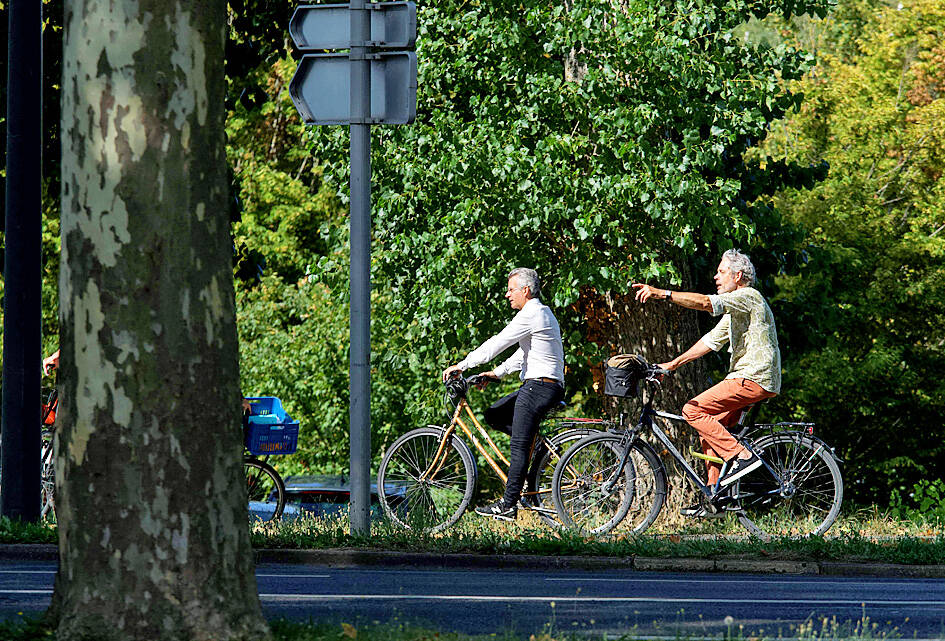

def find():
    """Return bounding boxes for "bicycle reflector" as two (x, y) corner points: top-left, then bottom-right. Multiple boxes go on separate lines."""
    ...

(806, 425), (815, 435)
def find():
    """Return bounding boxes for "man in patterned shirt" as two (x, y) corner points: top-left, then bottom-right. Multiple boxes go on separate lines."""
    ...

(632, 250), (781, 516)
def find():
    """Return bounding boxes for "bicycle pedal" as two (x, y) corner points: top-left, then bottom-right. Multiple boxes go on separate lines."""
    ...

(519, 500), (555, 516)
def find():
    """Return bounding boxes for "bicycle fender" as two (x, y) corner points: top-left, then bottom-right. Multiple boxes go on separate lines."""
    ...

(754, 431), (844, 465)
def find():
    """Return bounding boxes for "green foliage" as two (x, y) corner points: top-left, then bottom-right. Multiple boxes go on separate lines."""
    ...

(0, 516), (57, 544)
(301, 0), (831, 396)
(758, 0), (945, 502)
(226, 58), (441, 472)
(0, 618), (55, 641)
(890, 479), (945, 525)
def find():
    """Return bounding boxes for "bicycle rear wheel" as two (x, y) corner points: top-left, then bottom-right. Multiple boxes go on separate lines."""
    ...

(553, 433), (661, 536)
(735, 433), (843, 538)
(377, 427), (476, 533)
(524, 426), (602, 528)
(244, 457), (286, 523)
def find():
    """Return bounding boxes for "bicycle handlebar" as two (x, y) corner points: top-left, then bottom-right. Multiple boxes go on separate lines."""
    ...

(647, 366), (671, 380)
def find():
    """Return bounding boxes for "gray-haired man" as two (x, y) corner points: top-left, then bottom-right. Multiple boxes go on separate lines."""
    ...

(633, 250), (781, 516)
(442, 268), (565, 521)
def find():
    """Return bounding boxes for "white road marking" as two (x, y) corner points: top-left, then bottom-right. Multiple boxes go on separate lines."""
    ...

(0, 570), (56, 574)
(256, 574), (331, 579)
(256, 593), (945, 606)
(544, 576), (942, 587)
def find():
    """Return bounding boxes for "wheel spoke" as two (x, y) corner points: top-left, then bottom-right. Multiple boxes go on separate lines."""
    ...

(378, 430), (473, 532)
(736, 435), (842, 538)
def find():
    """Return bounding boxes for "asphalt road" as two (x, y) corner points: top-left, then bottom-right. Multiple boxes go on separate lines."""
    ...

(2, 561), (944, 638)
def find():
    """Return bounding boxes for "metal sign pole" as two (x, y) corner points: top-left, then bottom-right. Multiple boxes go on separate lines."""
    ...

(288, 1), (415, 535)
(348, 0), (372, 536)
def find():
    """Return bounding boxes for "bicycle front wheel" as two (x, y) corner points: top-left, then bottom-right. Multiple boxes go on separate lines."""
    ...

(735, 433), (843, 538)
(244, 457), (286, 523)
(377, 427), (476, 533)
(552, 433), (651, 536)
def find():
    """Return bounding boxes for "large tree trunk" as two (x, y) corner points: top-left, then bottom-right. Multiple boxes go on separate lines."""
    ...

(50, 1), (269, 639)
(577, 262), (711, 522)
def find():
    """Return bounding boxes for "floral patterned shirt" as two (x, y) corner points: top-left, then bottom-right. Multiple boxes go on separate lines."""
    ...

(701, 287), (781, 393)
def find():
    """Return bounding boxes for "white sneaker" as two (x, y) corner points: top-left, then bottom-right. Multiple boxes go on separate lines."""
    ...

(719, 454), (762, 486)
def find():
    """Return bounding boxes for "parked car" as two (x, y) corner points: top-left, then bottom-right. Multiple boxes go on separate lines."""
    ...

(280, 474), (407, 520)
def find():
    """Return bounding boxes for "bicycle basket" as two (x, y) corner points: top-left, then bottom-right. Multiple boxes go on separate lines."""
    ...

(244, 396), (300, 456)
(604, 354), (648, 397)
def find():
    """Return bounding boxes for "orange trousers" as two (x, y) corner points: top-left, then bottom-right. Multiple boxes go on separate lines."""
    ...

(681, 378), (777, 486)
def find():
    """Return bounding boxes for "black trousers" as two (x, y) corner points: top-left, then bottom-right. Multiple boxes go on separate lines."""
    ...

(484, 379), (565, 506)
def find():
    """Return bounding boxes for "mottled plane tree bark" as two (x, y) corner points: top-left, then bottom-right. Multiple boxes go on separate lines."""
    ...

(49, 1), (269, 639)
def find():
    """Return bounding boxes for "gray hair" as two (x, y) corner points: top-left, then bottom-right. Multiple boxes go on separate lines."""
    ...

(508, 267), (541, 298)
(722, 249), (756, 286)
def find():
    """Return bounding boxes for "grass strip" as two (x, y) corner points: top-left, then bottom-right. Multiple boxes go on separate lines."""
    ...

(247, 514), (945, 565)
(5, 512), (944, 566)
(0, 617), (908, 641)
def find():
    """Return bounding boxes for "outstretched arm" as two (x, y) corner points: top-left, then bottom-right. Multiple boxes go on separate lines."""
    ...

(631, 283), (712, 313)
(659, 339), (713, 371)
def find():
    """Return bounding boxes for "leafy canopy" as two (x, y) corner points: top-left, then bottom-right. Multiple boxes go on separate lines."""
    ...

(307, 0), (831, 378)
(760, 0), (945, 502)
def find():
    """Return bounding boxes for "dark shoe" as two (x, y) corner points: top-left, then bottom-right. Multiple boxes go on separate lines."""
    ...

(474, 499), (517, 521)
(680, 503), (724, 519)
(719, 453), (762, 487)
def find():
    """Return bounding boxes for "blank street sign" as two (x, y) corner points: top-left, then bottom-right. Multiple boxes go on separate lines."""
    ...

(290, 2), (417, 50)
(289, 52), (418, 125)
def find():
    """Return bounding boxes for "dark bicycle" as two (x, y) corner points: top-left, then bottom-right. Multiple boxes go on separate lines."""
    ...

(551, 356), (843, 539)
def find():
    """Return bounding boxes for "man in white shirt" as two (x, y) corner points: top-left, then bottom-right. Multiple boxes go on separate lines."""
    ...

(442, 268), (565, 521)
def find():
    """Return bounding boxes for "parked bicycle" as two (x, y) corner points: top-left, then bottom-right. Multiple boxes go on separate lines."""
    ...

(243, 396), (299, 523)
(39, 387), (58, 519)
(551, 357), (843, 539)
(1, 388), (294, 524)
(376, 374), (603, 532)
(0, 386), (58, 520)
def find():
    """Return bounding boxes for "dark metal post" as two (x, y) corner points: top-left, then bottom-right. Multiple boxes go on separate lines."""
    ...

(1, 0), (43, 521)
(348, 0), (372, 535)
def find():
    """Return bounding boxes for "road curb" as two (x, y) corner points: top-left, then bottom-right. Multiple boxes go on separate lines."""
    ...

(819, 561), (945, 578)
(0, 544), (58, 561)
(252, 548), (939, 577)
(3, 545), (945, 578)
(254, 548), (636, 570)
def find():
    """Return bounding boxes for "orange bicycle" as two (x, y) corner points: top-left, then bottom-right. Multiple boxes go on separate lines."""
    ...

(377, 374), (603, 532)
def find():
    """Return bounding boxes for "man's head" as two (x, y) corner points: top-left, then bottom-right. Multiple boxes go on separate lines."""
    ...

(715, 249), (756, 294)
(506, 267), (541, 310)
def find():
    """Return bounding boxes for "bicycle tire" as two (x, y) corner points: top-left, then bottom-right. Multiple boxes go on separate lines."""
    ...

(244, 457), (286, 523)
(40, 433), (55, 520)
(553, 432), (663, 536)
(612, 438), (665, 534)
(377, 427), (477, 533)
(524, 426), (602, 528)
(735, 433), (843, 538)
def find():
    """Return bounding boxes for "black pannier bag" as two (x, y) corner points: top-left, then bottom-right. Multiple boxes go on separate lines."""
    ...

(604, 353), (649, 397)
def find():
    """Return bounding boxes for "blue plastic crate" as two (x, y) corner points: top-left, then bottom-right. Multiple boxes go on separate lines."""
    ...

(245, 396), (288, 421)
(244, 397), (299, 456)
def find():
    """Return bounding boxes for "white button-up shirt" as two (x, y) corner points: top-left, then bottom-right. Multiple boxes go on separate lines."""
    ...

(458, 298), (564, 383)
